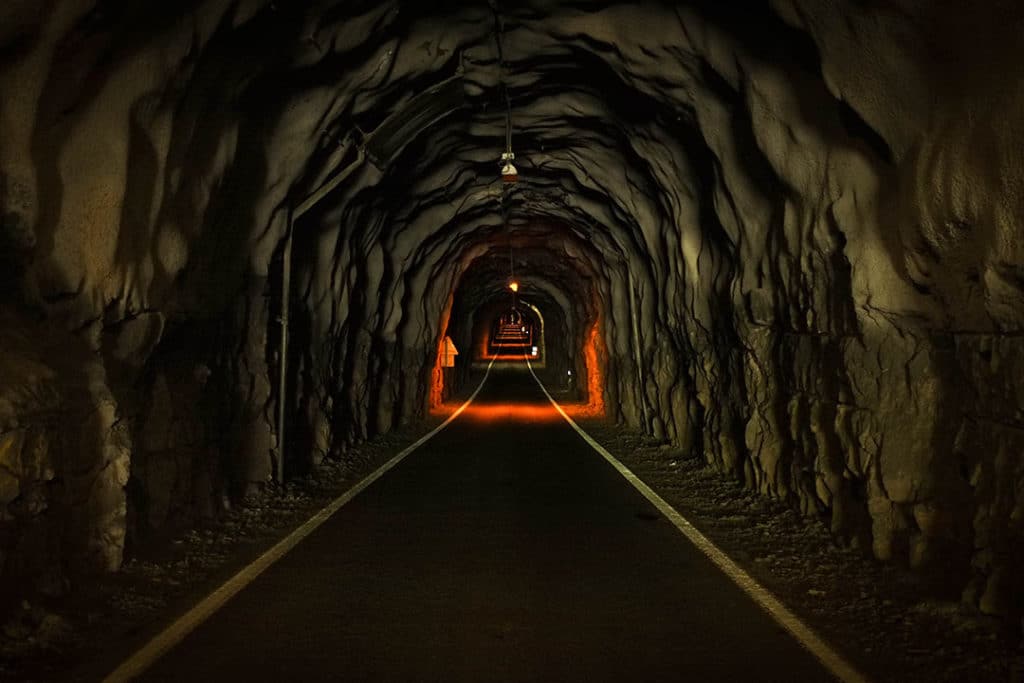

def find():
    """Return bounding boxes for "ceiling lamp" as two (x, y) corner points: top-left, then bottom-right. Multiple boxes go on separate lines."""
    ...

(508, 280), (519, 292)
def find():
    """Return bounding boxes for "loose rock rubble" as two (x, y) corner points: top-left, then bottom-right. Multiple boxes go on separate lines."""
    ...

(0, 419), (444, 682)
(580, 419), (1024, 683)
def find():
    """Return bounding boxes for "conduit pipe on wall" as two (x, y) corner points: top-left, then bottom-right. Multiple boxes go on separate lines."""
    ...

(627, 271), (650, 433)
(277, 144), (367, 484)
(277, 206), (294, 486)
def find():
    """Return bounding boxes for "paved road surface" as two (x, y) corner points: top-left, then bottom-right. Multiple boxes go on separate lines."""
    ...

(139, 369), (835, 682)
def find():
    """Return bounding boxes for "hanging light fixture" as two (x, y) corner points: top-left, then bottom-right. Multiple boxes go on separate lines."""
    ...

(498, 39), (517, 184)
(500, 150), (518, 183)
(493, 4), (521, 309)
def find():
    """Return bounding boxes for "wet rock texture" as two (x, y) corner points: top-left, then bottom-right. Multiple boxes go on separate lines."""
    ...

(0, 0), (1022, 623)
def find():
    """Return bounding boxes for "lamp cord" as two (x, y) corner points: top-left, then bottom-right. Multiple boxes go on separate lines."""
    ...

(491, 0), (516, 307)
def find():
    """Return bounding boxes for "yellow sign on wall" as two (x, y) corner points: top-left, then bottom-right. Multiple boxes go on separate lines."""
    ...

(441, 336), (459, 368)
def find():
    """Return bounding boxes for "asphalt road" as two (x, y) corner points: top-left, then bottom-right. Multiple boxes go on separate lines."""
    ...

(138, 369), (835, 682)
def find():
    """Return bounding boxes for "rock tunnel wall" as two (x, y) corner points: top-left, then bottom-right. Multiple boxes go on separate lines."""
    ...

(0, 0), (1022, 619)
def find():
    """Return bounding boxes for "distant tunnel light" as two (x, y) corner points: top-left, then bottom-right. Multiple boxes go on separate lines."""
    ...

(508, 281), (519, 292)
(532, 346), (538, 356)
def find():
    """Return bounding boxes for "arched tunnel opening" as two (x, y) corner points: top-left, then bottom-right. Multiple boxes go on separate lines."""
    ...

(430, 222), (609, 422)
(1, 1), (1024, 679)
(482, 303), (541, 361)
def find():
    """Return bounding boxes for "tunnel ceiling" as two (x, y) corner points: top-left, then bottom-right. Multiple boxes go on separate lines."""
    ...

(3, 0), (1022, 336)
(3, 0), (1024, 621)
(5, 0), (1019, 331)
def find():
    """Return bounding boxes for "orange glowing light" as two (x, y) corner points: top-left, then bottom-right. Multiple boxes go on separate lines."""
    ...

(433, 319), (606, 421)
(460, 403), (561, 423)
(430, 397), (602, 421)
(429, 304), (454, 410)
(508, 281), (519, 293)
(436, 313), (606, 421)
(570, 317), (606, 418)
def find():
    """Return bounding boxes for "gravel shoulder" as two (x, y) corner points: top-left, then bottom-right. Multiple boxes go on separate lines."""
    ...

(0, 415), (449, 683)
(577, 418), (1024, 683)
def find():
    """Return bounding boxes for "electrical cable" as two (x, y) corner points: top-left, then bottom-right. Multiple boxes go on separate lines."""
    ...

(490, 0), (518, 310)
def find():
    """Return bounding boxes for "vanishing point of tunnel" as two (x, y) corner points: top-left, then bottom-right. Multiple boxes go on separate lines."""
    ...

(1, 1), (1023, 681)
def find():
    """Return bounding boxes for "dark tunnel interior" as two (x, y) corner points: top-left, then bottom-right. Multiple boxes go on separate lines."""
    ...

(1, 0), (1023, 679)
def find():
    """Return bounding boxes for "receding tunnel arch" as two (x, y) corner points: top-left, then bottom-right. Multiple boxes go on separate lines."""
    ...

(478, 300), (541, 359)
(435, 223), (608, 414)
(1, 0), (1023, 634)
(518, 300), (546, 363)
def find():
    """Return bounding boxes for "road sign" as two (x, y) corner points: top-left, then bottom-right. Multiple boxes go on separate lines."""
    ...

(441, 336), (459, 367)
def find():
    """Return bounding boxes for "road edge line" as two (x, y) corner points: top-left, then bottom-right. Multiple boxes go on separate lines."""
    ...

(526, 360), (871, 683)
(104, 360), (495, 682)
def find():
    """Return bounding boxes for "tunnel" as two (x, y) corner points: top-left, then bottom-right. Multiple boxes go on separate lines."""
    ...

(1, 1), (1023, 680)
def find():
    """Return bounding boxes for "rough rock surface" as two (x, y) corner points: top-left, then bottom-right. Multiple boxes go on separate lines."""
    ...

(1, 0), (1023, 628)
(581, 419), (1024, 683)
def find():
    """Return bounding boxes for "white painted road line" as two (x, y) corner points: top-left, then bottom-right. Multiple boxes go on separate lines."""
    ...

(104, 360), (495, 683)
(526, 360), (871, 683)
